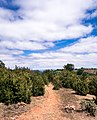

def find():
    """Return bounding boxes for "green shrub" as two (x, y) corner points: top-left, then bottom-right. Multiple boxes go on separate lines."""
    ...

(64, 64), (74, 71)
(60, 71), (73, 88)
(0, 73), (32, 105)
(60, 70), (80, 90)
(77, 68), (84, 75)
(32, 74), (45, 96)
(52, 73), (62, 90)
(42, 74), (49, 85)
(89, 78), (97, 95)
(75, 81), (89, 96)
(43, 70), (54, 82)
(80, 100), (97, 117)
(53, 84), (60, 90)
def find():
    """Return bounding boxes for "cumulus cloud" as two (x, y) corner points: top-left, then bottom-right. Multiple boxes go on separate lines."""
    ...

(0, 0), (97, 69)
(1, 36), (97, 70)
(60, 36), (97, 53)
(0, 40), (54, 50)
(3, 51), (97, 70)
(0, 0), (96, 42)
(91, 10), (97, 18)
(0, 48), (24, 55)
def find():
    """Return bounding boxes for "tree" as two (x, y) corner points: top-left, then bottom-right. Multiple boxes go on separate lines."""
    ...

(0, 60), (5, 68)
(77, 67), (84, 75)
(64, 64), (74, 71)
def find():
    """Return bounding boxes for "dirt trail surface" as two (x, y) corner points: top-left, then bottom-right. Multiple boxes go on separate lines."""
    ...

(16, 84), (68, 120)
(1, 84), (97, 120)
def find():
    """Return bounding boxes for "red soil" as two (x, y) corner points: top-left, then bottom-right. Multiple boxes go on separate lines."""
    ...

(16, 84), (68, 120)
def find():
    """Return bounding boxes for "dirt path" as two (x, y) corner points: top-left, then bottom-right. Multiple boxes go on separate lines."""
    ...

(16, 84), (69, 120)
(1, 84), (97, 120)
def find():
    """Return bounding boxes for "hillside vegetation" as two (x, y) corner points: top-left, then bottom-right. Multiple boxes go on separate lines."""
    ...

(0, 61), (97, 117)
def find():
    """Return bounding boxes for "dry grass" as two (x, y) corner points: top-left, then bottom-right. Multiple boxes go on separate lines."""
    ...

(58, 88), (97, 120)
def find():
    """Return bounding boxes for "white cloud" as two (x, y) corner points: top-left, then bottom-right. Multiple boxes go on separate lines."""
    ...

(0, 40), (54, 50)
(0, 48), (24, 55)
(91, 10), (97, 18)
(60, 36), (97, 53)
(0, 0), (97, 69)
(1, 43), (97, 70)
(0, 0), (96, 43)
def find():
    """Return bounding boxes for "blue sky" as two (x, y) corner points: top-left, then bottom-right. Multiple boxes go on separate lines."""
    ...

(0, 0), (97, 70)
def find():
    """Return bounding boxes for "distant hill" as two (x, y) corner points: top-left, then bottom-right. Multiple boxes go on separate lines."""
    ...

(84, 69), (97, 75)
